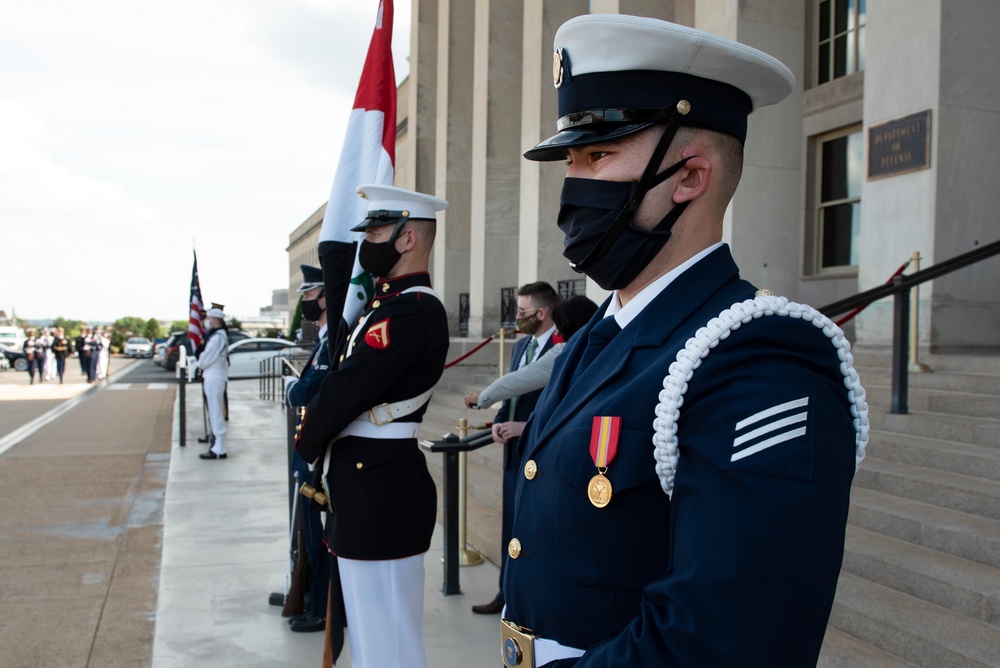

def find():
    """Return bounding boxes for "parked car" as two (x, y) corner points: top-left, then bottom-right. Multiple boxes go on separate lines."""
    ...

(163, 329), (254, 372)
(0, 326), (26, 355)
(163, 333), (194, 372)
(123, 336), (154, 358)
(226, 337), (301, 379)
(1, 347), (28, 372)
(153, 342), (167, 366)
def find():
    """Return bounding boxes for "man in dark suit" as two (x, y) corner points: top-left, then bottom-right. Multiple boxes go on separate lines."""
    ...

(499, 14), (869, 667)
(296, 184), (449, 668)
(473, 281), (559, 615)
(282, 264), (331, 633)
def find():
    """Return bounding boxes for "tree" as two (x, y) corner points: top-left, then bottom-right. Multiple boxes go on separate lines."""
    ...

(51, 317), (87, 339)
(289, 296), (303, 340)
(169, 320), (189, 335)
(226, 315), (243, 331)
(144, 318), (164, 341)
(112, 316), (148, 351)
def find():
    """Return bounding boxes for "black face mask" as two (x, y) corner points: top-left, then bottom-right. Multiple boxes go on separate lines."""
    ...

(358, 239), (402, 278)
(301, 297), (324, 322)
(557, 156), (691, 291)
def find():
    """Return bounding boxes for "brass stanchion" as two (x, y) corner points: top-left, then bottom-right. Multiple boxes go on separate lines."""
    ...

(498, 328), (507, 376)
(908, 251), (932, 373)
(455, 417), (484, 566)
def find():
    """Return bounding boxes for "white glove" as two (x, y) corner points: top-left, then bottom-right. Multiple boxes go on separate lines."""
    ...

(284, 376), (298, 406)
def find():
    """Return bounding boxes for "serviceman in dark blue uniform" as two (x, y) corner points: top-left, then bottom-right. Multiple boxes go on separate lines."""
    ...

(296, 184), (449, 668)
(282, 264), (331, 633)
(500, 15), (870, 667)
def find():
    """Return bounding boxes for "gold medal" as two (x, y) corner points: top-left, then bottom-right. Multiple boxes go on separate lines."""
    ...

(587, 473), (612, 508)
(587, 416), (621, 509)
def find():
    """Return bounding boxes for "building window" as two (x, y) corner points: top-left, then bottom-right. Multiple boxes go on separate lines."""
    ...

(816, 128), (863, 270)
(816, 0), (866, 84)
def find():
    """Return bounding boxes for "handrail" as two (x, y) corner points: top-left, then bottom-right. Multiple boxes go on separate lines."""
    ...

(817, 238), (1000, 414)
(819, 239), (1000, 318)
(833, 260), (910, 326)
(420, 427), (494, 595)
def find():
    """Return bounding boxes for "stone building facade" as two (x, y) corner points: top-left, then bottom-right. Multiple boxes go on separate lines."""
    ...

(291, 0), (1000, 350)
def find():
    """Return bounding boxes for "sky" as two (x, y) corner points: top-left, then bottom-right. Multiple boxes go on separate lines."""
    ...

(0, 0), (411, 324)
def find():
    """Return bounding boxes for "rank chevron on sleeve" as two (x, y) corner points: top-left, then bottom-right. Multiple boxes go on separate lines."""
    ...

(731, 397), (809, 462)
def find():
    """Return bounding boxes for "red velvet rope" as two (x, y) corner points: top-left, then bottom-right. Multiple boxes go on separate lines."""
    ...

(833, 260), (910, 327)
(444, 335), (495, 368)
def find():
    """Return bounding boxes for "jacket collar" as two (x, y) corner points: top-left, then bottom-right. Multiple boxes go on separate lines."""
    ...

(528, 245), (740, 457)
(370, 272), (432, 303)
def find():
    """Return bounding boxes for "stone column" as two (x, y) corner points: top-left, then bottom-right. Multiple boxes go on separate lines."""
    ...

(468, 0), (524, 338)
(400, 0), (438, 197)
(432, 0), (475, 333)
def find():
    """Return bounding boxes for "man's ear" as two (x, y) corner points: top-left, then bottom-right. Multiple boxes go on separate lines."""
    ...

(396, 227), (417, 252)
(672, 155), (711, 204)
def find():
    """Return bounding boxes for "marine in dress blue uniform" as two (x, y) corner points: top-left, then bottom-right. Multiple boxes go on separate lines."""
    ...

(283, 264), (332, 633)
(500, 15), (869, 667)
(296, 184), (450, 668)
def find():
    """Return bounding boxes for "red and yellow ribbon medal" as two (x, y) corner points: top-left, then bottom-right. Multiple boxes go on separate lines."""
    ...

(587, 416), (621, 508)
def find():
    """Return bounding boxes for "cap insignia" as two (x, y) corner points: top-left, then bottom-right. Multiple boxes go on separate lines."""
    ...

(676, 99), (691, 115)
(553, 48), (565, 88)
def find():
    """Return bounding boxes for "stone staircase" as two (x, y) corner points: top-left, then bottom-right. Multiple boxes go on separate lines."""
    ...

(817, 348), (1000, 667)
(420, 340), (1000, 666)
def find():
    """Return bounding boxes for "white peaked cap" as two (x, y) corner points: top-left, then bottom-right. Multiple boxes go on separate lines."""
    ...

(352, 184), (449, 230)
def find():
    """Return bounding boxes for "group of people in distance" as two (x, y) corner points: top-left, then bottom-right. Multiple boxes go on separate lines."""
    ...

(240, 13), (867, 668)
(21, 327), (79, 384)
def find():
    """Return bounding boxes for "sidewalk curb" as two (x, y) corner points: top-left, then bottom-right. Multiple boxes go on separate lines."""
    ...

(0, 359), (143, 457)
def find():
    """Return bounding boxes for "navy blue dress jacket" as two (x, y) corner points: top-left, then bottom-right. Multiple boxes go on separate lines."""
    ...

(503, 245), (857, 666)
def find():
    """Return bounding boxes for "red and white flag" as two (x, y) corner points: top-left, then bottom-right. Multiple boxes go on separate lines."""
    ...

(318, 0), (396, 333)
(188, 250), (205, 348)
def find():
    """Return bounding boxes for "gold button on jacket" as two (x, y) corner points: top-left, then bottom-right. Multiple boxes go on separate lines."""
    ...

(508, 538), (522, 559)
(524, 460), (537, 480)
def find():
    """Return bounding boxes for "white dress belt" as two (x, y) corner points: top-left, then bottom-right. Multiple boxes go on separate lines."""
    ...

(535, 637), (585, 666)
(335, 387), (434, 440)
(339, 420), (420, 440)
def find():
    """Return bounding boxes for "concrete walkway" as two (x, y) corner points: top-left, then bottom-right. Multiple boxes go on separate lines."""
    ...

(153, 377), (500, 667)
(0, 359), (501, 667)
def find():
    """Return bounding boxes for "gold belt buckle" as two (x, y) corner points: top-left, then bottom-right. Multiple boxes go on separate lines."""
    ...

(368, 403), (394, 425)
(501, 618), (536, 668)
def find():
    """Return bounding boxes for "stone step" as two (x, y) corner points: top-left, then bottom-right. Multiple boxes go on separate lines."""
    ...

(855, 456), (1000, 521)
(842, 525), (1000, 626)
(870, 410), (1000, 449)
(858, 366), (1000, 396)
(829, 572), (1000, 668)
(849, 487), (1000, 569)
(851, 347), (1000, 374)
(817, 628), (917, 668)
(866, 384), (1000, 419)
(869, 429), (1000, 482)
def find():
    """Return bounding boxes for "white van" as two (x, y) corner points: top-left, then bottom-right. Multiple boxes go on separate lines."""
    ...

(0, 326), (26, 352)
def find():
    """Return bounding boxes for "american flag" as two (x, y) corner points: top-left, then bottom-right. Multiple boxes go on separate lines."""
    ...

(188, 250), (205, 348)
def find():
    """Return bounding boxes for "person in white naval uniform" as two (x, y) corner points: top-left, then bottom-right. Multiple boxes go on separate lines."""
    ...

(198, 307), (230, 460)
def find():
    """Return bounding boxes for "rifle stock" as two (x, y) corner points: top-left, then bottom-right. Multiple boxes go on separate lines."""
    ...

(281, 499), (307, 617)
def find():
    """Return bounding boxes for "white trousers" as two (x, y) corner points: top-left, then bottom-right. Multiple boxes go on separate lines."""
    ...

(203, 371), (227, 454)
(338, 554), (428, 668)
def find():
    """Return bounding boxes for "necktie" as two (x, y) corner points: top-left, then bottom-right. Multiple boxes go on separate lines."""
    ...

(571, 316), (622, 384)
(523, 337), (539, 367)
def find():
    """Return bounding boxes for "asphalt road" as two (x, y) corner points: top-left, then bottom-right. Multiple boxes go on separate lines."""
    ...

(0, 356), (175, 668)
